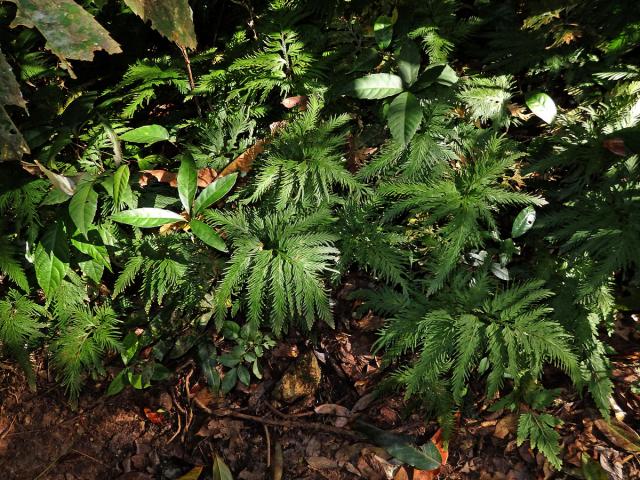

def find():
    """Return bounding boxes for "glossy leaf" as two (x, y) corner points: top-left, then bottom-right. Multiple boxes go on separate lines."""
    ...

(120, 125), (170, 145)
(344, 73), (404, 100)
(193, 172), (238, 215)
(69, 181), (98, 238)
(178, 154), (197, 214)
(112, 208), (185, 228)
(416, 64), (458, 89)
(34, 222), (69, 297)
(397, 41), (421, 86)
(190, 219), (227, 252)
(71, 234), (111, 270)
(123, 0), (197, 49)
(526, 92), (557, 124)
(7, 0), (121, 62)
(374, 16), (393, 49)
(388, 91), (423, 145)
(78, 258), (104, 283)
(212, 454), (233, 480)
(511, 206), (536, 238)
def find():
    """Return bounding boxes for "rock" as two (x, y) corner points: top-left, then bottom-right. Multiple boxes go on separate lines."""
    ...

(273, 351), (321, 402)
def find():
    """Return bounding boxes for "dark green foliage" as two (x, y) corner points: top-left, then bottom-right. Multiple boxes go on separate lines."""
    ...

(1, 0), (639, 469)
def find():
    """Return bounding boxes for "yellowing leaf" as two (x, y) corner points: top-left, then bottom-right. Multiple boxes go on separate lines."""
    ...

(7, 0), (121, 62)
(0, 49), (29, 161)
(124, 0), (197, 49)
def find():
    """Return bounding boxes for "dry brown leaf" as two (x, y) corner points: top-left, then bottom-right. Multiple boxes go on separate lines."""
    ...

(315, 403), (351, 417)
(307, 456), (339, 470)
(281, 95), (308, 110)
(494, 414), (518, 440)
(393, 467), (410, 480)
(603, 138), (627, 157)
(594, 419), (640, 452)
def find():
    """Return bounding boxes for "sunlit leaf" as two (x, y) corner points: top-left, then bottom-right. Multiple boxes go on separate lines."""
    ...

(69, 181), (98, 238)
(511, 206), (536, 238)
(34, 222), (68, 297)
(120, 125), (170, 145)
(374, 16), (393, 49)
(112, 208), (185, 228)
(193, 172), (238, 215)
(113, 164), (130, 209)
(526, 92), (557, 124)
(178, 154), (197, 214)
(344, 73), (404, 99)
(190, 219), (227, 252)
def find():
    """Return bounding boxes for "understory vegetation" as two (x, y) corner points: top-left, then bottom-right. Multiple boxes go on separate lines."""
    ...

(1, 0), (639, 471)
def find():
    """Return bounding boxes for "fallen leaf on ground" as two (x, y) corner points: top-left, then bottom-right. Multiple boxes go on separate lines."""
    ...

(594, 419), (640, 452)
(315, 403), (351, 417)
(143, 407), (165, 425)
(307, 456), (339, 469)
(273, 350), (321, 402)
(282, 95), (308, 110)
(177, 466), (203, 480)
(494, 414), (518, 439)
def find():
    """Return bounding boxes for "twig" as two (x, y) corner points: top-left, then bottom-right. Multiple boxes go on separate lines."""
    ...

(71, 448), (105, 466)
(207, 407), (362, 439)
(34, 444), (72, 480)
(179, 45), (202, 117)
(263, 399), (314, 419)
(263, 423), (271, 467)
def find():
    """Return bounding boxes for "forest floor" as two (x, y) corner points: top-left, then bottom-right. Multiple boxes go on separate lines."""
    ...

(1, 290), (639, 480)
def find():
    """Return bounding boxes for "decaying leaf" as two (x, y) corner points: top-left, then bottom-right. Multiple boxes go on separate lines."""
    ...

(177, 465), (203, 480)
(7, 0), (121, 63)
(273, 351), (321, 402)
(0, 49), (29, 161)
(139, 167), (217, 188)
(594, 419), (640, 452)
(123, 0), (197, 49)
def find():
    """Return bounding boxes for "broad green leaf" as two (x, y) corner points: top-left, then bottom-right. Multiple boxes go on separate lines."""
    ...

(69, 181), (98, 238)
(193, 172), (238, 215)
(355, 420), (442, 470)
(177, 466), (204, 480)
(120, 125), (170, 145)
(113, 164), (130, 209)
(71, 231), (111, 268)
(344, 73), (404, 100)
(237, 365), (251, 386)
(415, 64), (458, 89)
(106, 369), (128, 396)
(7, 0), (121, 62)
(511, 206), (536, 238)
(178, 154), (197, 214)
(197, 343), (220, 391)
(41, 188), (72, 206)
(221, 367), (238, 393)
(580, 453), (609, 480)
(374, 16), (393, 50)
(78, 258), (104, 283)
(397, 41), (421, 86)
(212, 454), (233, 480)
(34, 222), (68, 297)
(112, 208), (185, 228)
(127, 370), (149, 389)
(526, 92), (557, 124)
(190, 219), (227, 252)
(121, 332), (139, 366)
(388, 92), (423, 145)
(123, 0), (197, 49)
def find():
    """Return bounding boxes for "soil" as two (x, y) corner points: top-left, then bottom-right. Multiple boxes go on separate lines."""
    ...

(1, 310), (639, 480)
